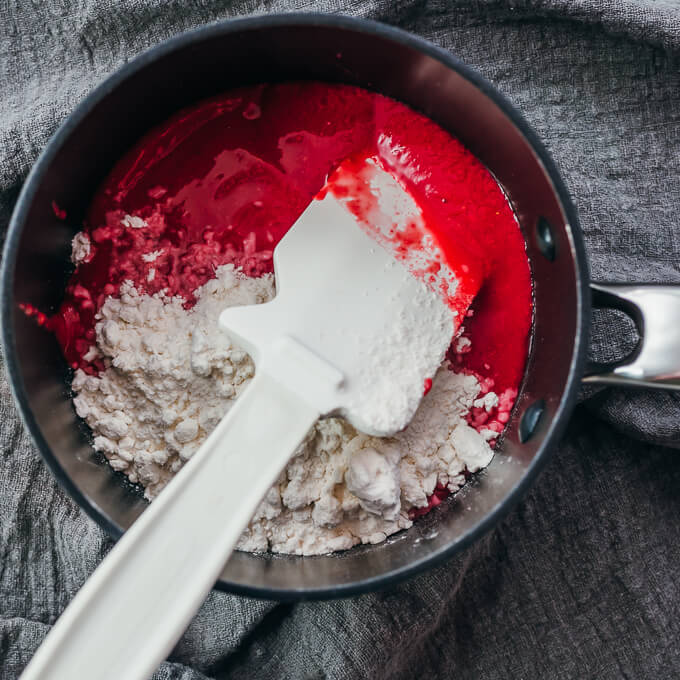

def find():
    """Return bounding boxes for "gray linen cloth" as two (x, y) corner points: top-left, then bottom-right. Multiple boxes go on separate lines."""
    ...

(2, 1), (680, 678)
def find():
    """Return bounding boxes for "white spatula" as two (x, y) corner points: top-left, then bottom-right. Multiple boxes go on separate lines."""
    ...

(21, 156), (464, 680)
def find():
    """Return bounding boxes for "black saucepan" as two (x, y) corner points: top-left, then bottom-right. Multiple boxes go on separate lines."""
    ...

(3, 14), (679, 600)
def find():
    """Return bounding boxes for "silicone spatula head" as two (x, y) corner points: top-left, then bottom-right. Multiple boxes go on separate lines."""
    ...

(220, 155), (470, 437)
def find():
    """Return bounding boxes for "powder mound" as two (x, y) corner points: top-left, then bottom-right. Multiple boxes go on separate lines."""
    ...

(72, 263), (494, 555)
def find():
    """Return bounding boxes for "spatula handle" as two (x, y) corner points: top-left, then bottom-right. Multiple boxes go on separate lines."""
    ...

(21, 372), (319, 680)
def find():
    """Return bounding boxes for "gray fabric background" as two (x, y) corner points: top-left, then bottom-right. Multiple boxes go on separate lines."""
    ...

(2, 1), (680, 678)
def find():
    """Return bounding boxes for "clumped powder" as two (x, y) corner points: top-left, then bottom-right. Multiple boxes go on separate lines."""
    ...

(72, 263), (500, 555)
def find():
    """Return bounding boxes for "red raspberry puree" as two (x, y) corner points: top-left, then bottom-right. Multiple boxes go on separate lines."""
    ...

(40, 82), (532, 513)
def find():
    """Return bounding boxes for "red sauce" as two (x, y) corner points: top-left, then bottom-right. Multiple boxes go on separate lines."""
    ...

(46, 81), (531, 441)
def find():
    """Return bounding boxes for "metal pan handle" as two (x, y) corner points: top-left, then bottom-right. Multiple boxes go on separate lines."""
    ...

(583, 283), (680, 388)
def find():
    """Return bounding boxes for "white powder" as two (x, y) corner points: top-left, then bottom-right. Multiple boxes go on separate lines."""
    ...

(72, 263), (495, 555)
(141, 249), (164, 262)
(474, 392), (499, 412)
(455, 335), (472, 353)
(71, 232), (92, 264)
(121, 214), (147, 229)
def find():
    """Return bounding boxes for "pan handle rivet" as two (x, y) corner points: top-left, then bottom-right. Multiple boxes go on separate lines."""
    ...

(519, 399), (545, 443)
(536, 217), (556, 261)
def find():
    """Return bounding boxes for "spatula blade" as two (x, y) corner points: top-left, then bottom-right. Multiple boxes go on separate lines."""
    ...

(220, 156), (462, 436)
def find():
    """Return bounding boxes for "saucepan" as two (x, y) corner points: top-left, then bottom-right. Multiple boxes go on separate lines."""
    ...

(2, 14), (679, 600)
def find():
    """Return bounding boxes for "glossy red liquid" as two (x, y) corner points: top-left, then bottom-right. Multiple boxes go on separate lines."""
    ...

(52, 82), (532, 404)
